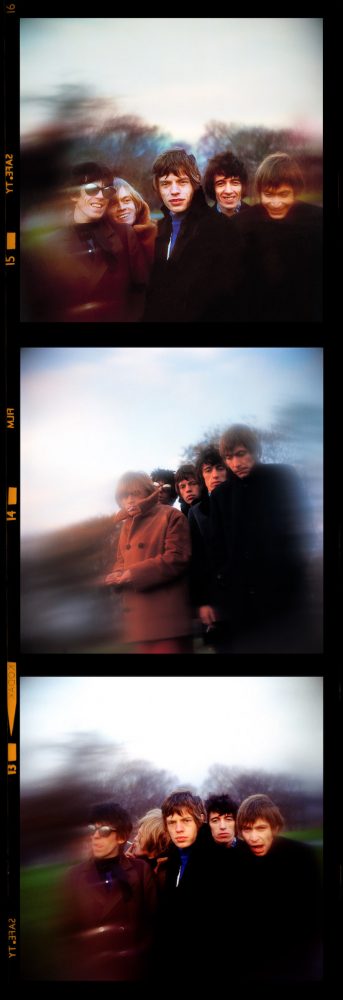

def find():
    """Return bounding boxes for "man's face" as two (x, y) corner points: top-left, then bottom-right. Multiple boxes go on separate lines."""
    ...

(72, 180), (109, 223)
(224, 445), (256, 478)
(201, 462), (227, 494)
(158, 172), (195, 213)
(177, 477), (201, 505)
(166, 809), (199, 848)
(214, 173), (243, 215)
(89, 822), (126, 859)
(209, 811), (236, 847)
(119, 489), (147, 514)
(154, 480), (173, 505)
(261, 185), (295, 220)
(240, 818), (276, 856)
(110, 185), (136, 225)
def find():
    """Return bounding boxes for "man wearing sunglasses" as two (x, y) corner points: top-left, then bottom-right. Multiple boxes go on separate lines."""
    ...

(61, 800), (157, 980)
(21, 161), (148, 322)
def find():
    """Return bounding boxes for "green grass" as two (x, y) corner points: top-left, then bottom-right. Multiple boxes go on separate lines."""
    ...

(283, 827), (322, 843)
(21, 862), (68, 978)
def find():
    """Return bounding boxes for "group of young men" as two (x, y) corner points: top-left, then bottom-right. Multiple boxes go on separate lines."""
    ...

(148, 422), (312, 653)
(61, 790), (322, 982)
(21, 146), (322, 323)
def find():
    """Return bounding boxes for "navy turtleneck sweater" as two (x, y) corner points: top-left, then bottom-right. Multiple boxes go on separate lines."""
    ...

(167, 211), (186, 257)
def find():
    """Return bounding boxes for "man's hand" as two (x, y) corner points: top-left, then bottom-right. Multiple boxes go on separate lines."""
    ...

(104, 570), (132, 586)
(198, 605), (217, 626)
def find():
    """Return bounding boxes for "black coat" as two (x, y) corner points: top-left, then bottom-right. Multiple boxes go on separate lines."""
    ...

(232, 200), (322, 321)
(143, 188), (240, 322)
(235, 837), (322, 981)
(210, 463), (309, 627)
(188, 494), (214, 607)
(156, 824), (220, 978)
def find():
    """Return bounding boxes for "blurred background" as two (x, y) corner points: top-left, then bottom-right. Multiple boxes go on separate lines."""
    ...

(20, 17), (323, 243)
(20, 675), (323, 978)
(20, 347), (323, 653)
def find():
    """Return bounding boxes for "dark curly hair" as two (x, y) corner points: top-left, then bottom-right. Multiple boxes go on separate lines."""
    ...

(203, 150), (248, 202)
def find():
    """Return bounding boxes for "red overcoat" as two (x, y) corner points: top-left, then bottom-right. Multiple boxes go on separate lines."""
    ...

(112, 493), (192, 643)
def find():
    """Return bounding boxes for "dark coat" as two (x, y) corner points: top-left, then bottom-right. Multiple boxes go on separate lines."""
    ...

(143, 188), (240, 322)
(157, 824), (218, 978)
(235, 837), (322, 981)
(232, 200), (322, 321)
(61, 853), (157, 980)
(188, 495), (213, 607)
(210, 463), (308, 629)
(112, 492), (192, 643)
(21, 214), (148, 322)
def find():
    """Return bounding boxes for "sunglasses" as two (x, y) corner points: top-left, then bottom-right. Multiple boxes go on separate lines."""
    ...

(83, 183), (115, 199)
(88, 824), (117, 837)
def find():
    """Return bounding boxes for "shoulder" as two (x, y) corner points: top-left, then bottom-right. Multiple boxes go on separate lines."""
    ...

(103, 218), (135, 251)
(120, 854), (153, 878)
(292, 200), (323, 219)
(64, 859), (93, 884)
(235, 203), (264, 228)
(268, 836), (317, 874)
(210, 478), (231, 502)
(254, 462), (298, 484)
(188, 499), (203, 519)
(274, 835), (315, 857)
(167, 505), (189, 524)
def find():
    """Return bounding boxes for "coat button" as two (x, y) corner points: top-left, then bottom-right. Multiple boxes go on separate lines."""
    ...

(138, 542), (145, 548)
(126, 544), (131, 549)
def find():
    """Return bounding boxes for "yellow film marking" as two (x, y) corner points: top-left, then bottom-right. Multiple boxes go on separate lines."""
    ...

(8, 487), (17, 505)
(7, 663), (16, 735)
(8, 744), (16, 762)
(7, 233), (16, 250)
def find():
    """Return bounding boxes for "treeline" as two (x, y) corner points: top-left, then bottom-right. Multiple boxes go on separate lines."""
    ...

(21, 734), (322, 865)
(21, 86), (323, 215)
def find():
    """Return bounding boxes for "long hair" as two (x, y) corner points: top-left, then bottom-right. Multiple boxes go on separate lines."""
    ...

(152, 148), (201, 192)
(115, 471), (155, 507)
(110, 177), (144, 215)
(236, 794), (284, 836)
(254, 152), (304, 197)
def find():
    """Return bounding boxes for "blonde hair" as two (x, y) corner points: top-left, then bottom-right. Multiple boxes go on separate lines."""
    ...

(137, 808), (170, 856)
(115, 471), (155, 506)
(110, 177), (144, 216)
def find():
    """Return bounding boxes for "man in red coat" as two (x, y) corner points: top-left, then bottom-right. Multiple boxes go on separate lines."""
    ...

(105, 472), (192, 653)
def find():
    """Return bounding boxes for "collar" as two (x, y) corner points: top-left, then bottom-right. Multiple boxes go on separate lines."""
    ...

(217, 201), (242, 215)
(113, 487), (161, 525)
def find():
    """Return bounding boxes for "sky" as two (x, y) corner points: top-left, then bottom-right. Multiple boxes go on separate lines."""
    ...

(20, 347), (323, 536)
(20, 675), (323, 791)
(20, 17), (323, 142)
